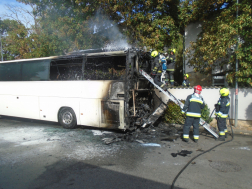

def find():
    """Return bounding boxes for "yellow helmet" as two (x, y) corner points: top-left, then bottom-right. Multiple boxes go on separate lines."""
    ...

(170, 49), (176, 54)
(184, 74), (189, 78)
(220, 88), (229, 96)
(151, 50), (158, 57)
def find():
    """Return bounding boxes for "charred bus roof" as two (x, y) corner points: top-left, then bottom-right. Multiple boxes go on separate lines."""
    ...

(0, 49), (129, 64)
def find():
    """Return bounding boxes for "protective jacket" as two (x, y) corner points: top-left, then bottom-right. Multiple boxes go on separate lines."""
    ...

(166, 54), (176, 71)
(152, 55), (161, 74)
(216, 96), (230, 118)
(182, 93), (205, 117)
(182, 79), (190, 87)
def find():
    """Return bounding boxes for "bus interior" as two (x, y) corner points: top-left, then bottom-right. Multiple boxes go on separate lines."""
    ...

(49, 49), (156, 130)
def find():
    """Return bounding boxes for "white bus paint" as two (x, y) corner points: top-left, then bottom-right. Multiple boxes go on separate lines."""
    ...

(0, 80), (125, 129)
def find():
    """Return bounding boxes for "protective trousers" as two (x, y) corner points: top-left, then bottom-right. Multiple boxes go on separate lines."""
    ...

(154, 73), (163, 86)
(217, 117), (227, 136)
(165, 71), (174, 86)
(151, 57), (160, 75)
(183, 116), (200, 140)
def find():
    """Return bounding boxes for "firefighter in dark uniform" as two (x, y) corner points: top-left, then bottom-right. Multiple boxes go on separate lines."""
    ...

(182, 85), (205, 143)
(150, 50), (160, 75)
(215, 88), (230, 141)
(182, 74), (190, 87)
(151, 50), (168, 91)
(166, 49), (176, 86)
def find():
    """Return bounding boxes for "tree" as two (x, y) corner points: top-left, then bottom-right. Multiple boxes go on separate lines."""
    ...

(18, 0), (100, 52)
(0, 19), (25, 60)
(180, 0), (252, 87)
(1, 3), (69, 59)
(92, 0), (182, 51)
(18, 0), (182, 52)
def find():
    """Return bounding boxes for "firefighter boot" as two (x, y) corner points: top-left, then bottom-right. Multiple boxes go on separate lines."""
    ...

(194, 139), (198, 143)
(225, 129), (228, 138)
(183, 138), (189, 143)
(216, 135), (225, 141)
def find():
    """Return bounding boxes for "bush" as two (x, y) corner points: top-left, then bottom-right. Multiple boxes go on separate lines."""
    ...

(201, 104), (213, 123)
(163, 100), (213, 124)
(163, 100), (185, 124)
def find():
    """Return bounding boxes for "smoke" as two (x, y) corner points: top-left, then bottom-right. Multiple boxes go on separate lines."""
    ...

(89, 11), (131, 50)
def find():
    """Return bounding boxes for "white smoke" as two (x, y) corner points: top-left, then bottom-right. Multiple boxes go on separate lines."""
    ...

(89, 11), (131, 50)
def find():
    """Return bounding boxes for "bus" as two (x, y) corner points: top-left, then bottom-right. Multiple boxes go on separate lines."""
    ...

(0, 48), (154, 130)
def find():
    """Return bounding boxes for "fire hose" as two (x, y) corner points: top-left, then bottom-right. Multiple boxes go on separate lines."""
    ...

(170, 111), (234, 189)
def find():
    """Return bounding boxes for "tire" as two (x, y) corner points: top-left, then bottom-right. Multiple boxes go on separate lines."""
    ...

(59, 108), (77, 129)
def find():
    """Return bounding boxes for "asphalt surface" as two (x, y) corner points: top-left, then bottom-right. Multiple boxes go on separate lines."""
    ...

(0, 116), (252, 189)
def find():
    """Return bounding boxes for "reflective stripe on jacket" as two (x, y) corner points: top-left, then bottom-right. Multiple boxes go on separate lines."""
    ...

(182, 94), (205, 117)
(216, 96), (230, 118)
(182, 79), (190, 87)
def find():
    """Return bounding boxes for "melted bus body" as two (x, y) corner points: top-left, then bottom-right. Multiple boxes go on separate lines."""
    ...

(0, 49), (154, 130)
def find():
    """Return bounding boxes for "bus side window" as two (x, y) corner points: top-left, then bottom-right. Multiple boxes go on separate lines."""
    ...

(22, 60), (50, 81)
(0, 63), (22, 81)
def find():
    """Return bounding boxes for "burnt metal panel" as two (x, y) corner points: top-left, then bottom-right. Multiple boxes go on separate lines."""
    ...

(109, 82), (124, 100)
(101, 101), (120, 126)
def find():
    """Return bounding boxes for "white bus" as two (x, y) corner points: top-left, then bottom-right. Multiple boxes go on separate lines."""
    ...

(0, 49), (154, 130)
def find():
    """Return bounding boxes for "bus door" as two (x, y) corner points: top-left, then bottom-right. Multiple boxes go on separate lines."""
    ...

(99, 100), (125, 129)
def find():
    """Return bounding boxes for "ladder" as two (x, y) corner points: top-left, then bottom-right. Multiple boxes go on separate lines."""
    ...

(139, 69), (219, 138)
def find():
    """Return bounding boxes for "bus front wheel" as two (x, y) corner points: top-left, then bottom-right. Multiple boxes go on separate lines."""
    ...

(59, 108), (77, 129)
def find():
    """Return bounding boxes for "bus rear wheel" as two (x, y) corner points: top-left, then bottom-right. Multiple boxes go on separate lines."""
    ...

(59, 108), (77, 129)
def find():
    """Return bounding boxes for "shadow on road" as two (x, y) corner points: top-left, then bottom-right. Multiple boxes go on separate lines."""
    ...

(27, 160), (184, 189)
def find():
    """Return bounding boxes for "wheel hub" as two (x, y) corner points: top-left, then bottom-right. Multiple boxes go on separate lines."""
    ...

(62, 112), (73, 124)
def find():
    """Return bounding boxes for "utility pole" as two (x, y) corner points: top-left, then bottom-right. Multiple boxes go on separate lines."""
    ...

(0, 17), (3, 61)
(0, 34), (2, 62)
(183, 28), (185, 75)
(235, 0), (239, 127)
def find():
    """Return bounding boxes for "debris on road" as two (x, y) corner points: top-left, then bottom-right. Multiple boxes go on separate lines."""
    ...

(141, 143), (161, 147)
(99, 122), (184, 145)
(171, 150), (193, 157)
(102, 137), (122, 145)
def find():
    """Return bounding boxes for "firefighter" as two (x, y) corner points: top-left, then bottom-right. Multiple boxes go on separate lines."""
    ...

(182, 74), (190, 87)
(166, 49), (176, 86)
(153, 55), (168, 91)
(182, 85), (205, 143)
(150, 50), (159, 75)
(215, 88), (230, 141)
(150, 50), (167, 90)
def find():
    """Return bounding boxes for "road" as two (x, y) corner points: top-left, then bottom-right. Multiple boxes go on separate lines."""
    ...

(0, 116), (251, 189)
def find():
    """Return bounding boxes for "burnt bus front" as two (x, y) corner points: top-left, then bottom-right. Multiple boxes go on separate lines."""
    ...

(50, 48), (153, 130)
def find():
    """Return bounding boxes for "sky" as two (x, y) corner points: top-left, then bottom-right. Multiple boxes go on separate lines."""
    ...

(0, 0), (34, 27)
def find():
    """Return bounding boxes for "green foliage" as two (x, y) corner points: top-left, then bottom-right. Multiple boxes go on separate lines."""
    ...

(180, 0), (252, 87)
(163, 100), (213, 124)
(163, 100), (185, 124)
(18, 0), (98, 54)
(1, 18), (66, 59)
(99, 0), (181, 51)
(0, 19), (28, 60)
(18, 0), (182, 52)
(201, 103), (213, 123)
